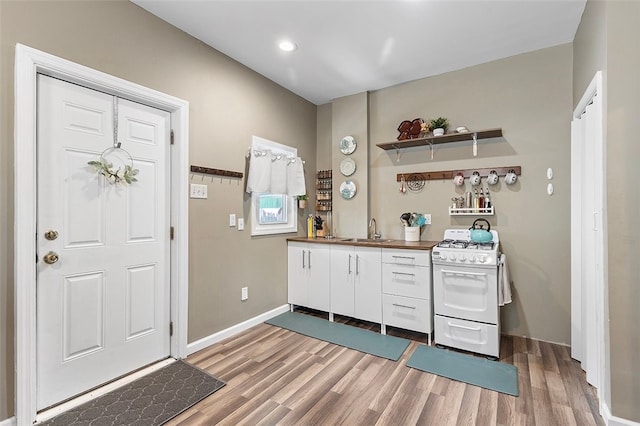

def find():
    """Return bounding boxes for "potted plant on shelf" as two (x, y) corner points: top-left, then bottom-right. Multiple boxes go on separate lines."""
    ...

(297, 194), (308, 209)
(430, 117), (449, 136)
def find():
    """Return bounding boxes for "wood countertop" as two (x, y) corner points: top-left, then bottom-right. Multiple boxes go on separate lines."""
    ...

(286, 236), (439, 250)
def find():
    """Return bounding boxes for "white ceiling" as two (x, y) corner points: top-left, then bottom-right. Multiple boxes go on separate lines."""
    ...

(132, 0), (586, 105)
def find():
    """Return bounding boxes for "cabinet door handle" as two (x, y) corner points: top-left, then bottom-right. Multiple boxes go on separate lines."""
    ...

(308, 250), (312, 269)
(356, 255), (360, 275)
(348, 254), (352, 274)
(392, 271), (415, 277)
(392, 303), (416, 310)
(302, 250), (306, 269)
(392, 255), (415, 260)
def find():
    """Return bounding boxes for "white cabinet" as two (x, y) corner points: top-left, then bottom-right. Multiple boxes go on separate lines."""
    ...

(330, 245), (382, 324)
(381, 248), (433, 340)
(287, 242), (330, 312)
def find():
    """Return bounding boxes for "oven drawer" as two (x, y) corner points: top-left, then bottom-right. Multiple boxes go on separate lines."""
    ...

(382, 249), (430, 267)
(383, 294), (432, 334)
(434, 315), (499, 358)
(382, 263), (430, 299)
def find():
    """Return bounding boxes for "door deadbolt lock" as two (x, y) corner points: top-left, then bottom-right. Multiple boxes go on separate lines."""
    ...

(43, 251), (59, 265)
(44, 230), (59, 241)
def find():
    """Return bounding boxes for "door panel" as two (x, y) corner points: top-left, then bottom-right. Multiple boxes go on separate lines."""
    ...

(126, 264), (157, 339)
(62, 272), (105, 360)
(37, 75), (171, 409)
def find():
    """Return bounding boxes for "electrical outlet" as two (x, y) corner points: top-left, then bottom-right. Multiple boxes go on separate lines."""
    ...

(241, 286), (248, 301)
(423, 213), (432, 225)
(237, 218), (244, 231)
(229, 214), (236, 227)
(190, 184), (207, 199)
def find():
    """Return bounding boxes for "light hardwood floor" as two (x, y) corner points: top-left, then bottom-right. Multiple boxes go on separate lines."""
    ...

(167, 309), (603, 426)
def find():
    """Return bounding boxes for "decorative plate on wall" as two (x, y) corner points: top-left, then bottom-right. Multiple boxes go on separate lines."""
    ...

(340, 158), (356, 176)
(339, 136), (357, 155)
(340, 180), (357, 199)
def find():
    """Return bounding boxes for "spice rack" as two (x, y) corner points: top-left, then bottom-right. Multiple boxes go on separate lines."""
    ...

(449, 207), (495, 216)
(316, 170), (332, 212)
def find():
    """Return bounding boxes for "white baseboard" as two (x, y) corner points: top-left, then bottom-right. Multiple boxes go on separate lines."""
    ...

(186, 304), (289, 356)
(603, 402), (640, 426)
(0, 417), (16, 426)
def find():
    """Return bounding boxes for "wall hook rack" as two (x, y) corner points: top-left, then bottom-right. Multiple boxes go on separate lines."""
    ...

(190, 165), (243, 179)
(396, 165), (521, 182)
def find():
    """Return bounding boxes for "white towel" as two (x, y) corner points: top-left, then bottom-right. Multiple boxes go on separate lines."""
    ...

(287, 157), (306, 197)
(498, 253), (512, 306)
(246, 150), (271, 193)
(270, 155), (288, 194)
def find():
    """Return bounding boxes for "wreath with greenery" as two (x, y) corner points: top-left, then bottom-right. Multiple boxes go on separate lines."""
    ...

(88, 155), (138, 184)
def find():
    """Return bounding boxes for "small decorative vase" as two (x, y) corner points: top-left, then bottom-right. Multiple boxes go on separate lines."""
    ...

(298, 200), (307, 209)
(432, 128), (445, 136)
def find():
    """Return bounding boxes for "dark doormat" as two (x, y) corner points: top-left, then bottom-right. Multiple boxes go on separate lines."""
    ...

(40, 360), (225, 425)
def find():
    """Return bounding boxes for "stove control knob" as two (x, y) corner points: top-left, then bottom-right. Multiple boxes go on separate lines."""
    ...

(479, 255), (487, 263)
(469, 255), (476, 263)
(439, 253), (446, 261)
(459, 255), (466, 262)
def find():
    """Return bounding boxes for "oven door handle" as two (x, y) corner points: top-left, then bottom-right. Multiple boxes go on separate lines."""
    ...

(448, 321), (482, 332)
(441, 269), (488, 278)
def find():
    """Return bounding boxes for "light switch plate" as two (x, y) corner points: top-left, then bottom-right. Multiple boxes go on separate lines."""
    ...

(423, 213), (432, 225)
(229, 214), (236, 227)
(190, 184), (207, 199)
(237, 218), (244, 230)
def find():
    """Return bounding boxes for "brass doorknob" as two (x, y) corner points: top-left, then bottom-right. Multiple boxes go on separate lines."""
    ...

(44, 230), (59, 241)
(43, 251), (59, 265)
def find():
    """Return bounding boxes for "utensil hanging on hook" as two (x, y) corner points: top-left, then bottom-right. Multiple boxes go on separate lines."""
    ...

(400, 174), (407, 194)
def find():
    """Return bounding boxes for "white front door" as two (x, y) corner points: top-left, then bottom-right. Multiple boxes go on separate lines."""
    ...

(36, 75), (171, 409)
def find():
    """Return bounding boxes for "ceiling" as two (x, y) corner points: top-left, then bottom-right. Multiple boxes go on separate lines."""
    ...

(132, 0), (586, 106)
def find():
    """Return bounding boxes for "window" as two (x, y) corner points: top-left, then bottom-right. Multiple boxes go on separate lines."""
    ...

(250, 136), (298, 236)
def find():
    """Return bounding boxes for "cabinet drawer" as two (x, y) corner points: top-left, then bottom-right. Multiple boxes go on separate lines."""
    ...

(383, 294), (432, 334)
(382, 263), (430, 299)
(382, 249), (430, 267)
(434, 315), (499, 358)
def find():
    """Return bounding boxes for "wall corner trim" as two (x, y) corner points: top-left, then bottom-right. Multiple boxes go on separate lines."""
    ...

(186, 305), (290, 356)
(602, 402), (640, 426)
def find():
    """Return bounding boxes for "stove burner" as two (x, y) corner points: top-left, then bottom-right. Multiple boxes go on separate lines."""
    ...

(437, 239), (469, 249)
(437, 239), (495, 250)
(467, 241), (495, 250)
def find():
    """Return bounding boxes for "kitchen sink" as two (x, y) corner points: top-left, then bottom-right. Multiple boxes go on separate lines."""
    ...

(339, 238), (396, 243)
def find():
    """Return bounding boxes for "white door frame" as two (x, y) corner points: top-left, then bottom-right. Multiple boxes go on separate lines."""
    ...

(14, 44), (190, 425)
(570, 70), (608, 414)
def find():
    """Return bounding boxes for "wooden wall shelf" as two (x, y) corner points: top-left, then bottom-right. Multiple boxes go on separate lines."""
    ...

(190, 165), (243, 179)
(396, 166), (521, 182)
(377, 128), (503, 151)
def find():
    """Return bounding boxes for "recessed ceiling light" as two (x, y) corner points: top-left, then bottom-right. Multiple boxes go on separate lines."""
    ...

(278, 40), (297, 52)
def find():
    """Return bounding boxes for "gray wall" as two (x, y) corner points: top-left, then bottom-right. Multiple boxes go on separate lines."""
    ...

(366, 45), (573, 344)
(574, 0), (640, 421)
(331, 93), (370, 238)
(0, 1), (316, 419)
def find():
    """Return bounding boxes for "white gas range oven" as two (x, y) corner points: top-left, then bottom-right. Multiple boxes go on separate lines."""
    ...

(431, 228), (501, 359)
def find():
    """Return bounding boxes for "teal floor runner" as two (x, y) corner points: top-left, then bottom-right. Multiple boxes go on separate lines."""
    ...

(266, 311), (410, 361)
(407, 345), (519, 396)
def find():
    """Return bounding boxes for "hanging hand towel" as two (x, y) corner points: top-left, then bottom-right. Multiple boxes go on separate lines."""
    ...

(287, 157), (306, 197)
(246, 150), (272, 193)
(498, 253), (513, 306)
(270, 155), (288, 194)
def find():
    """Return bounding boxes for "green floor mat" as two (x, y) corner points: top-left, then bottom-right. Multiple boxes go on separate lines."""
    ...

(266, 311), (410, 361)
(407, 345), (519, 396)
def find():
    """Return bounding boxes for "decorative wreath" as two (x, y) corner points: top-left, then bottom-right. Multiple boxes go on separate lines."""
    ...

(88, 144), (139, 184)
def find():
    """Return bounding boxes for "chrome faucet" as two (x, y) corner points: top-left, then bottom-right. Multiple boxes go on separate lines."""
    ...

(369, 218), (381, 240)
